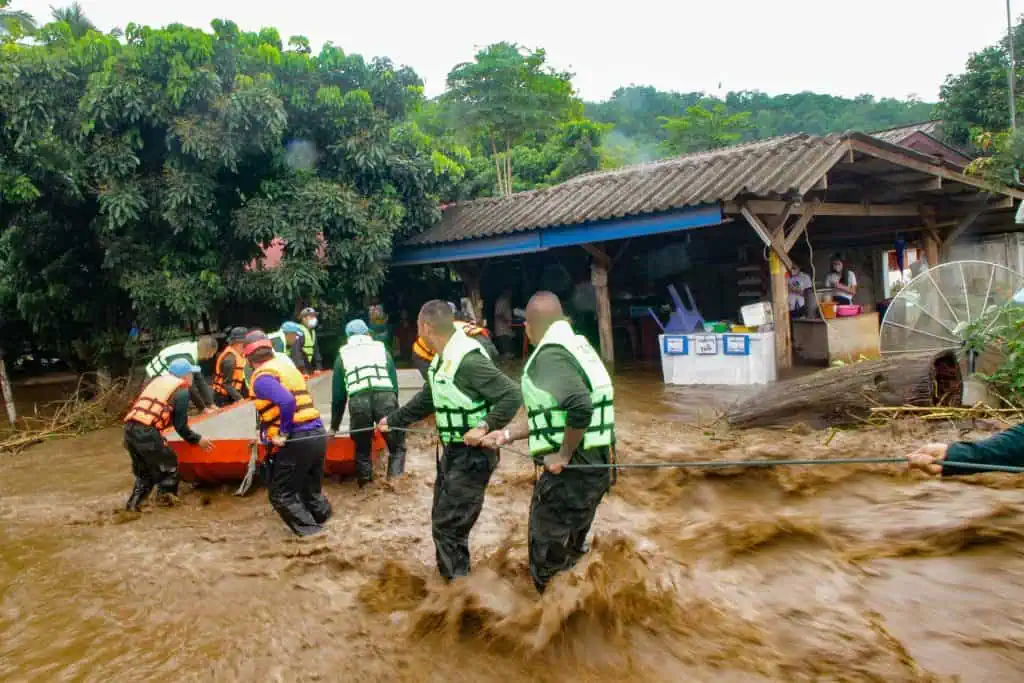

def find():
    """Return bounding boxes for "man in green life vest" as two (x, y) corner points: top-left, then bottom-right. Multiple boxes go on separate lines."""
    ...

(379, 300), (521, 582)
(482, 292), (614, 593)
(145, 335), (219, 413)
(330, 319), (405, 486)
(298, 307), (323, 372)
(269, 322), (310, 372)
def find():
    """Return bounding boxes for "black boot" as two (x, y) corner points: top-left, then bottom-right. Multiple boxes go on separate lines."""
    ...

(386, 449), (406, 479)
(126, 479), (152, 512)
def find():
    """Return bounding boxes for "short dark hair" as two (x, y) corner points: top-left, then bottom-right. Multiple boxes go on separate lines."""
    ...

(419, 299), (455, 333)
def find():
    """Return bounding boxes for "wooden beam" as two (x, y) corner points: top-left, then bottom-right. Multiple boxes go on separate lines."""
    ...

(941, 205), (987, 258)
(581, 243), (610, 267)
(949, 194), (1013, 209)
(849, 138), (1024, 200)
(768, 251), (792, 371)
(738, 204), (794, 271)
(586, 245), (615, 366)
(611, 239), (632, 267)
(725, 200), (920, 217)
(782, 199), (820, 252)
(452, 261), (484, 325)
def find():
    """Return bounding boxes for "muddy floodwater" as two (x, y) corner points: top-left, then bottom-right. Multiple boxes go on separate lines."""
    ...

(2, 374), (1024, 681)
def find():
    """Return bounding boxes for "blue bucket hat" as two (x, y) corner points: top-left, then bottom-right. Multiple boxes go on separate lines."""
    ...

(168, 358), (201, 378)
(280, 321), (304, 336)
(345, 319), (370, 336)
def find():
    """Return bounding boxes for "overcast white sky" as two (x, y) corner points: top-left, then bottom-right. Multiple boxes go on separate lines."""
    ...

(15, 0), (1016, 102)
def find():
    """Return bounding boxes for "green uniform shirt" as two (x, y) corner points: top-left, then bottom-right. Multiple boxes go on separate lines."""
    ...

(389, 350), (521, 434)
(330, 349), (399, 432)
(944, 424), (1024, 475)
(525, 345), (610, 466)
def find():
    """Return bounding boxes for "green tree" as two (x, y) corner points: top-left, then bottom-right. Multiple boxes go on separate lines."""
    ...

(659, 102), (752, 154)
(937, 18), (1024, 146)
(0, 20), (456, 370)
(445, 42), (577, 196)
(49, 2), (94, 38)
(0, 0), (35, 39)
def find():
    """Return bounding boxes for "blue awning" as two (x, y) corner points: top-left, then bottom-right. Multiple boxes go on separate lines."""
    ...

(391, 204), (725, 267)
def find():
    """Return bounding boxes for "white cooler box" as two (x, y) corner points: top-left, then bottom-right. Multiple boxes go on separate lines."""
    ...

(659, 333), (777, 385)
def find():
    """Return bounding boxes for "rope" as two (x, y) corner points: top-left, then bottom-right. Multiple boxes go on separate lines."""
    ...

(494, 443), (1024, 474)
(210, 423), (1024, 476)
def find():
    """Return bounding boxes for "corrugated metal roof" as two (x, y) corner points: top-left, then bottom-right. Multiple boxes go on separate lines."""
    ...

(870, 120), (943, 144)
(405, 133), (849, 247)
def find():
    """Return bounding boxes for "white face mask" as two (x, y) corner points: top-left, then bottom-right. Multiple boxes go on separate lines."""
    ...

(306, 317), (318, 329)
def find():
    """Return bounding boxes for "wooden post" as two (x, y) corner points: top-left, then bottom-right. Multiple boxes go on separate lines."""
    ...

(0, 353), (16, 426)
(920, 206), (940, 267)
(769, 250), (792, 371)
(453, 262), (484, 325)
(583, 244), (615, 366)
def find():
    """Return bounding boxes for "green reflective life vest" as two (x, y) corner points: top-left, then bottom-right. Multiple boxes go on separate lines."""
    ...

(521, 320), (615, 459)
(301, 325), (317, 364)
(145, 340), (199, 379)
(268, 330), (286, 354)
(429, 329), (491, 445)
(339, 335), (394, 395)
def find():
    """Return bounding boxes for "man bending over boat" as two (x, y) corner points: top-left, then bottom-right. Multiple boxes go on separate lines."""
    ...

(244, 331), (332, 536)
(122, 358), (214, 511)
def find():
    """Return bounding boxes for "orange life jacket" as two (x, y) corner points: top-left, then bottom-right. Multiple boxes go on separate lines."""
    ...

(124, 375), (187, 432)
(413, 322), (490, 363)
(250, 356), (320, 440)
(213, 345), (247, 398)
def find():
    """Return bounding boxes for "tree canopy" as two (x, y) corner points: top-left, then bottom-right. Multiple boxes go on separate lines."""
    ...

(0, 17), (457, 367)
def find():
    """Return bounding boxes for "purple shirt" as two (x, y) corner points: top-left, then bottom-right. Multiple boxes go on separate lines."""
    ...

(251, 374), (323, 441)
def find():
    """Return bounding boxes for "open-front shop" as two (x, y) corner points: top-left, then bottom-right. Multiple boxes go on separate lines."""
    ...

(390, 132), (1024, 386)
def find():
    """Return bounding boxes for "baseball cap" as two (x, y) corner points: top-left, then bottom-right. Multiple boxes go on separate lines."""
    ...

(345, 319), (370, 336)
(168, 358), (201, 377)
(299, 307), (317, 318)
(227, 326), (248, 342)
(281, 321), (304, 335)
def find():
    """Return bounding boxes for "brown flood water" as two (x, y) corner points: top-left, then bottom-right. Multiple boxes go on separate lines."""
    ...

(2, 373), (1024, 682)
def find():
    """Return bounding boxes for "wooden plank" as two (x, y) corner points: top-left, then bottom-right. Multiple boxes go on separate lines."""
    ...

(769, 251), (792, 371)
(587, 245), (615, 366)
(725, 200), (920, 217)
(783, 199), (820, 252)
(849, 138), (1024, 200)
(738, 204), (794, 271)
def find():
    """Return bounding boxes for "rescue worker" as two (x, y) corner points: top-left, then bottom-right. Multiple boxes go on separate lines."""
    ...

(330, 319), (405, 486)
(411, 303), (499, 380)
(298, 307), (322, 372)
(212, 327), (249, 407)
(145, 335), (218, 411)
(482, 292), (614, 593)
(268, 322), (308, 372)
(379, 300), (521, 581)
(244, 332), (332, 536)
(123, 358), (214, 511)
